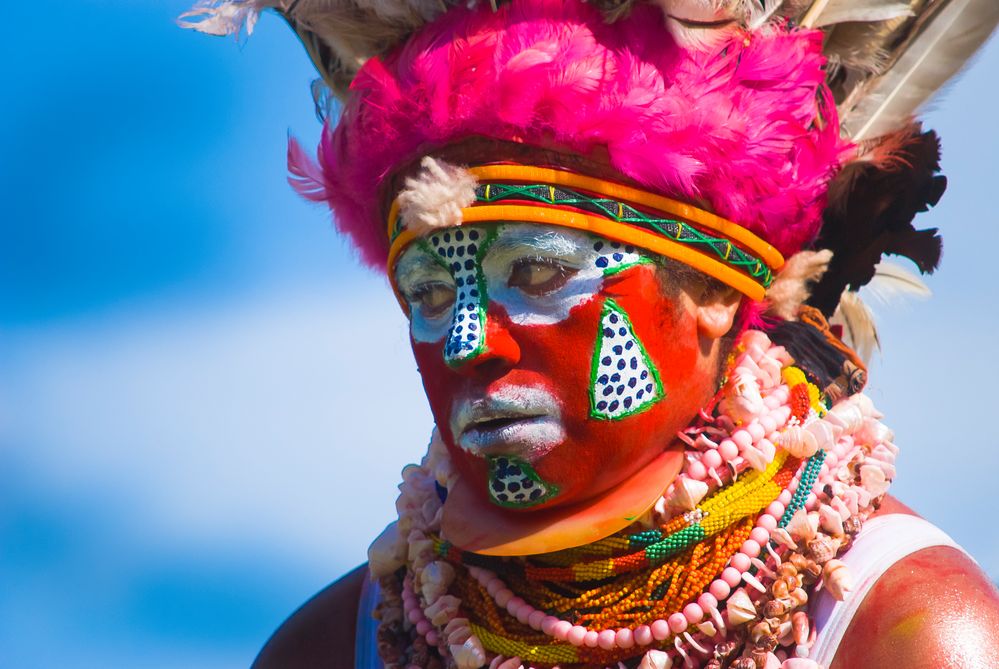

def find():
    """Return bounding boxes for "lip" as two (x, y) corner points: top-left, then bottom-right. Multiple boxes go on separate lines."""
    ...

(450, 386), (565, 458)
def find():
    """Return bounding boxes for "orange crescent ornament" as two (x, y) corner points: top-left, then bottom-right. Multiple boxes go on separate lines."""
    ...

(441, 444), (685, 556)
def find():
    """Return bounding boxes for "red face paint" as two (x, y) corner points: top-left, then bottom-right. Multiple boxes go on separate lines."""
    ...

(409, 236), (717, 510)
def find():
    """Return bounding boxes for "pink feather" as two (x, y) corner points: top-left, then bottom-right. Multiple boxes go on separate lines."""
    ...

(295, 0), (851, 270)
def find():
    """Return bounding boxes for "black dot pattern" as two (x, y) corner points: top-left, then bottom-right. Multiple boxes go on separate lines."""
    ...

(591, 240), (647, 273)
(590, 300), (662, 419)
(487, 456), (552, 507)
(427, 229), (486, 365)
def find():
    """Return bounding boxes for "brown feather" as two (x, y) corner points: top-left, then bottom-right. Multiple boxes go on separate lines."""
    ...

(807, 123), (945, 316)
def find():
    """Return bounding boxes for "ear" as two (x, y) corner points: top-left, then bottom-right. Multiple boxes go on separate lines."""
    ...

(694, 284), (742, 339)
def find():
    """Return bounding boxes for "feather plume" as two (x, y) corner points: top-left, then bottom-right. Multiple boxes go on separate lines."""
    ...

(808, 124), (944, 316)
(177, 0), (258, 39)
(830, 290), (879, 363)
(287, 134), (329, 202)
(766, 249), (834, 320)
(840, 0), (999, 140)
(862, 260), (931, 304)
(807, 0), (912, 28)
(830, 262), (931, 362)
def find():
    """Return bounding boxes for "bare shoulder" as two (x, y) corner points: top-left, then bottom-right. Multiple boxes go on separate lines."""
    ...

(252, 564), (368, 669)
(831, 501), (999, 669)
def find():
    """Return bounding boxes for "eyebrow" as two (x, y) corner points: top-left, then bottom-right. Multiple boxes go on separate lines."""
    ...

(395, 245), (449, 285)
(489, 226), (589, 257)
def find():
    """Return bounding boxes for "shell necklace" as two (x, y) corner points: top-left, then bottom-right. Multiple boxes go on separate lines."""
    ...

(368, 329), (896, 669)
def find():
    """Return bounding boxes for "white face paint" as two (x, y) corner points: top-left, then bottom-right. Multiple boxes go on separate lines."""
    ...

(448, 385), (564, 459)
(393, 222), (652, 345)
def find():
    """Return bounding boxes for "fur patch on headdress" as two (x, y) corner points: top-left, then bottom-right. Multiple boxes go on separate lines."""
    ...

(766, 249), (833, 320)
(397, 157), (478, 236)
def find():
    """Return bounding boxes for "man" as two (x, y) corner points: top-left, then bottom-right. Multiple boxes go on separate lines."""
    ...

(183, 1), (999, 667)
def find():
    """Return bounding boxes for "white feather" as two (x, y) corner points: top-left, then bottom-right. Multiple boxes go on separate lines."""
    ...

(746, 0), (784, 31)
(830, 262), (932, 362)
(831, 291), (879, 363)
(177, 0), (259, 38)
(810, 0), (912, 28)
(862, 261), (932, 306)
(842, 0), (999, 140)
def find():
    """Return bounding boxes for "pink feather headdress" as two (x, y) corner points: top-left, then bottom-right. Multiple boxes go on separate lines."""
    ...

(287, 0), (850, 270)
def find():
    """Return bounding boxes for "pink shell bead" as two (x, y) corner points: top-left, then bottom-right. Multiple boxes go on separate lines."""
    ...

(722, 567), (743, 586)
(710, 579), (731, 600)
(766, 501), (785, 518)
(416, 619), (431, 635)
(634, 625), (654, 646)
(741, 539), (762, 558)
(597, 629), (617, 650)
(698, 593), (718, 612)
(703, 449), (723, 469)
(426, 630), (439, 645)
(584, 630), (600, 648)
(719, 439), (739, 461)
(688, 460), (707, 480)
(683, 603), (704, 624)
(748, 422), (766, 441)
(541, 616), (559, 636)
(568, 625), (587, 647)
(750, 526), (771, 544)
(495, 589), (513, 607)
(651, 619), (671, 641)
(733, 430), (753, 449)
(616, 628), (635, 649)
(528, 610), (545, 630)
(552, 620), (572, 641)
(668, 612), (688, 633)
(731, 553), (752, 572)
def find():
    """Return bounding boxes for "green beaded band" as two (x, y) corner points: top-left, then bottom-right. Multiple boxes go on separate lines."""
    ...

(778, 450), (827, 528)
(475, 182), (775, 288)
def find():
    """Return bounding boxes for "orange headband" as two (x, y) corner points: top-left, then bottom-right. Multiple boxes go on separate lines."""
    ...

(387, 165), (784, 302)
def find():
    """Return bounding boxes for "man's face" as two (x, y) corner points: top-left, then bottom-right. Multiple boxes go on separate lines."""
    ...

(394, 223), (720, 510)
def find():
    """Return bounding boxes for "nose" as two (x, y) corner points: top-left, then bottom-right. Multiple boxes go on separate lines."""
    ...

(444, 302), (521, 376)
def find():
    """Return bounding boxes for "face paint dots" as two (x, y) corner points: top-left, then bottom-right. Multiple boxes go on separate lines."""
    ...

(426, 228), (488, 366)
(592, 240), (650, 275)
(590, 298), (664, 420)
(487, 455), (556, 507)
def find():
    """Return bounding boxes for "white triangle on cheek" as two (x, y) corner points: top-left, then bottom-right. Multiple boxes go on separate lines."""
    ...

(589, 299), (665, 420)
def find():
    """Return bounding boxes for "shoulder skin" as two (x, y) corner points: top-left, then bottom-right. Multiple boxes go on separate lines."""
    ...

(831, 497), (999, 669)
(252, 563), (365, 669)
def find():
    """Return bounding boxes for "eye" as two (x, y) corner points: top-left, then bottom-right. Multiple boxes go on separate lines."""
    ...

(410, 282), (456, 319)
(508, 257), (578, 296)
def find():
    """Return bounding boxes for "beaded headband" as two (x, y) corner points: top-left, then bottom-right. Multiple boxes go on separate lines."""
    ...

(387, 165), (785, 302)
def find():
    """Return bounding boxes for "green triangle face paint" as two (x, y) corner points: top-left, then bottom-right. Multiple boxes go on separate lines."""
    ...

(589, 299), (665, 420)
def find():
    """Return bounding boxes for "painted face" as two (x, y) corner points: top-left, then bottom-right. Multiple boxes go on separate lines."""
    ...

(394, 223), (716, 510)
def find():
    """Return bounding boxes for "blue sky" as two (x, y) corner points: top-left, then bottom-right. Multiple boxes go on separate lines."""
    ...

(1, 3), (997, 668)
